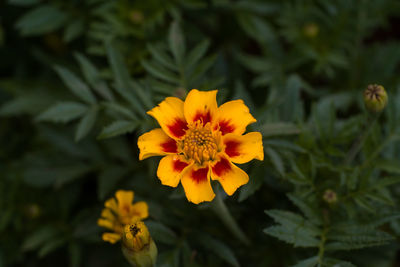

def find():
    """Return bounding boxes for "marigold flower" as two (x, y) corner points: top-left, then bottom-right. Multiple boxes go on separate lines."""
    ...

(98, 190), (149, 244)
(138, 89), (264, 204)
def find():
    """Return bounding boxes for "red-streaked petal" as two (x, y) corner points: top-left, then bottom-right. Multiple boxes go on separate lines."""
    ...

(157, 155), (192, 187)
(184, 89), (218, 125)
(138, 128), (178, 160)
(211, 156), (249, 195)
(181, 164), (215, 204)
(223, 132), (264, 164)
(147, 97), (188, 139)
(213, 100), (256, 135)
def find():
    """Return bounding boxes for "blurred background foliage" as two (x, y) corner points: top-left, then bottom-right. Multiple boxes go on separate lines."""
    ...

(2, 0), (400, 266)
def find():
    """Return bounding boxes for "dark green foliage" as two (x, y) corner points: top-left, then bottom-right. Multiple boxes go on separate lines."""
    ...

(2, 0), (400, 266)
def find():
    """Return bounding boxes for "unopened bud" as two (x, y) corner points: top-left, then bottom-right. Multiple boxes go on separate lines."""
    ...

(364, 84), (388, 113)
(130, 10), (144, 24)
(303, 23), (319, 38)
(122, 221), (157, 267)
(323, 189), (337, 204)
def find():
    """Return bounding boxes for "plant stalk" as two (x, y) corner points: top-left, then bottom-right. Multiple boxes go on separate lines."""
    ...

(210, 193), (250, 246)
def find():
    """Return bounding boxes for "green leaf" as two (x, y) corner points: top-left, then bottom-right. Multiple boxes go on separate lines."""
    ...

(265, 147), (285, 176)
(98, 120), (138, 139)
(264, 225), (320, 247)
(8, 0), (40, 6)
(75, 106), (98, 141)
(102, 102), (136, 120)
(23, 164), (91, 188)
(97, 165), (128, 200)
(22, 226), (58, 251)
(146, 221), (177, 245)
(287, 194), (322, 226)
(261, 123), (301, 137)
(169, 21), (185, 66)
(105, 41), (145, 114)
(54, 65), (96, 104)
(265, 210), (320, 235)
(38, 238), (66, 258)
(142, 60), (180, 84)
(74, 52), (114, 101)
(323, 258), (356, 267)
(63, 19), (84, 42)
(36, 102), (88, 123)
(185, 39), (210, 70)
(353, 197), (375, 213)
(291, 256), (318, 267)
(196, 234), (240, 267)
(15, 5), (67, 36)
(238, 166), (263, 202)
(68, 243), (81, 267)
(147, 44), (177, 71)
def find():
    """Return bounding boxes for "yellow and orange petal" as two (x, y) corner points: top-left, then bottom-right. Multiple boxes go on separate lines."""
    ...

(213, 100), (256, 135)
(223, 132), (264, 164)
(181, 165), (215, 204)
(138, 128), (178, 160)
(210, 156), (249, 196)
(147, 97), (188, 139)
(184, 89), (218, 125)
(102, 232), (121, 244)
(157, 155), (192, 187)
(98, 190), (149, 243)
(130, 201), (149, 220)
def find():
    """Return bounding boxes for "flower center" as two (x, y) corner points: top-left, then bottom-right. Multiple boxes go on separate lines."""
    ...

(181, 121), (220, 164)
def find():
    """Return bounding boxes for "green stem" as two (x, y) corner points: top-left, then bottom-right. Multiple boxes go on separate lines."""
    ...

(317, 225), (328, 266)
(344, 114), (378, 165)
(210, 193), (250, 246)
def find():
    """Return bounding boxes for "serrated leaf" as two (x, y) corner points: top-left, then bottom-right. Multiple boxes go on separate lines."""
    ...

(63, 19), (84, 42)
(8, 0), (40, 6)
(238, 166), (263, 202)
(105, 41), (145, 114)
(147, 44), (177, 71)
(103, 102), (136, 120)
(323, 258), (356, 267)
(196, 234), (240, 267)
(74, 53), (114, 101)
(146, 221), (177, 245)
(22, 226), (58, 251)
(264, 225), (320, 247)
(38, 238), (66, 258)
(261, 123), (301, 137)
(54, 65), (96, 104)
(97, 165), (128, 200)
(75, 106), (98, 141)
(142, 60), (180, 84)
(15, 5), (67, 36)
(265, 147), (285, 176)
(98, 120), (138, 139)
(169, 21), (185, 66)
(185, 39), (210, 71)
(287, 194), (322, 226)
(354, 197), (375, 213)
(291, 256), (318, 267)
(265, 210), (320, 235)
(36, 102), (88, 123)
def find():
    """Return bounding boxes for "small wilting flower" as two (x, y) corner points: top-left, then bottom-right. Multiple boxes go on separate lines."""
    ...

(323, 189), (337, 204)
(122, 222), (157, 267)
(138, 89), (264, 204)
(364, 84), (388, 113)
(98, 190), (148, 244)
